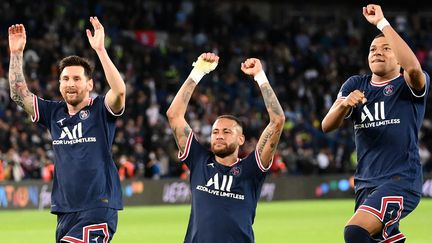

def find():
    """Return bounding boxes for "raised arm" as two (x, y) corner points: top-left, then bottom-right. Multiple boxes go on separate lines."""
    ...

(8, 24), (35, 117)
(321, 90), (366, 133)
(241, 58), (285, 168)
(363, 4), (425, 91)
(166, 53), (218, 153)
(86, 16), (126, 113)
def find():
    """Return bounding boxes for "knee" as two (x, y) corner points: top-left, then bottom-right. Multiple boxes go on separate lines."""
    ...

(344, 225), (373, 243)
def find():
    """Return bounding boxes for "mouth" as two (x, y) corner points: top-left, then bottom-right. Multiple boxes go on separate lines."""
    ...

(66, 90), (78, 95)
(372, 59), (384, 63)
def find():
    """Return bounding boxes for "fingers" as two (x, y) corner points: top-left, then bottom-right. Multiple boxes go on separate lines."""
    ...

(8, 24), (26, 35)
(200, 52), (219, 63)
(345, 90), (367, 107)
(242, 58), (259, 69)
(89, 16), (103, 30)
(86, 29), (92, 39)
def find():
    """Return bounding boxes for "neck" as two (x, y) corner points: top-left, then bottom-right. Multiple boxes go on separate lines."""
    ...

(371, 70), (401, 83)
(214, 153), (238, 166)
(67, 97), (90, 115)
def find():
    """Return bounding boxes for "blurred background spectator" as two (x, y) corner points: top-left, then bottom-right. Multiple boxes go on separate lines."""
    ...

(0, 0), (431, 181)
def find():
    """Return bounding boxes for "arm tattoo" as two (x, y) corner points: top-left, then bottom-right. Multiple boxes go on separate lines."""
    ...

(9, 54), (32, 110)
(258, 127), (274, 154)
(261, 84), (283, 116)
(173, 126), (192, 152)
(183, 126), (191, 137)
(182, 81), (195, 103)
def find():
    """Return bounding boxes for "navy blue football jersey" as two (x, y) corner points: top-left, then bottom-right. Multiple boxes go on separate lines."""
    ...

(338, 73), (430, 193)
(32, 95), (123, 213)
(179, 132), (269, 243)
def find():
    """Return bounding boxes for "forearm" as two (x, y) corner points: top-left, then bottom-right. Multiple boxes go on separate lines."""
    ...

(9, 53), (34, 114)
(166, 78), (196, 120)
(95, 49), (126, 96)
(259, 82), (285, 125)
(256, 83), (285, 167)
(322, 100), (351, 133)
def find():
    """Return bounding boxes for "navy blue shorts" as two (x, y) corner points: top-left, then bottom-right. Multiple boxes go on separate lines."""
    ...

(56, 207), (118, 243)
(355, 181), (421, 243)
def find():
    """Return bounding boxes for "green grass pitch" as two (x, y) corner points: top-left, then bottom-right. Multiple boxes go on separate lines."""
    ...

(1, 199), (431, 242)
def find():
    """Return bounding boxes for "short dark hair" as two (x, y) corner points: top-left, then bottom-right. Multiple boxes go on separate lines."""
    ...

(374, 33), (385, 40)
(59, 55), (93, 78)
(216, 115), (244, 130)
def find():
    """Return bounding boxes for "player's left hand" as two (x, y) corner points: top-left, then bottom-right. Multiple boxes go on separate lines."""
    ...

(362, 4), (385, 26)
(86, 16), (105, 52)
(241, 58), (263, 76)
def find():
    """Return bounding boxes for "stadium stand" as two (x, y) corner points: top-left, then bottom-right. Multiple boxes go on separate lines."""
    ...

(0, 0), (431, 181)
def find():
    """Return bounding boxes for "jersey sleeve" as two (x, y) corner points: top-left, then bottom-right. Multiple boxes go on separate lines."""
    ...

(406, 71), (431, 98)
(104, 96), (125, 117)
(31, 96), (54, 128)
(178, 132), (209, 171)
(242, 150), (270, 180)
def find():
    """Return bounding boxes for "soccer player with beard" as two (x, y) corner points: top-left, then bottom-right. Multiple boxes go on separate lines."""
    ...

(322, 4), (430, 243)
(8, 17), (125, 242)
(167, 52), (285, 243)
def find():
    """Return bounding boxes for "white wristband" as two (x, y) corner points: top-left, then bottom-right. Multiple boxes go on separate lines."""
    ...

(254, 70), (269, 87)
(188, 68), (206, 84)
(377, 18), (390, 31)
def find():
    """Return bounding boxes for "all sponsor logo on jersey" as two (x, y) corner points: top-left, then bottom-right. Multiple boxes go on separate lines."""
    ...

(53, 122), (97, 145)
(355, 101), (400, 129)
(196, 173), (245, 200)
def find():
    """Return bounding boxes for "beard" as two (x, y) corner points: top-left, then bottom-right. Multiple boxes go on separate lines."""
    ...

(211, 143), (237, 158)
(62, 92), (85, 106)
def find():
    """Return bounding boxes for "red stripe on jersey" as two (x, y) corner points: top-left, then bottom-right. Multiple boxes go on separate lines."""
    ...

(61, 223), (109, 243)
(380, 233), (405, 243)
(370, 74), (401, 87)
(358, 196), (403, 240)
(178, 132), (193, 161)
(31, 95), (39, 122)
(255, 150), (272, 172)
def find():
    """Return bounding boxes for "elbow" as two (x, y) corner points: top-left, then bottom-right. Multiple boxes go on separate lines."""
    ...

(272, 114), (286, 130)
(166, 108), (177, 121)
(321, 124), (330, 133)
(321, 118), (333, 133)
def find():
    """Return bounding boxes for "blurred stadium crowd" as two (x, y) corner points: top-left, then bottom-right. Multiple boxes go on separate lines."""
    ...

(0, 0), (431, 182)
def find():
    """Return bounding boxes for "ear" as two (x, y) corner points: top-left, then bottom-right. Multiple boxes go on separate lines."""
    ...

(238, 134), (245, 146)
(87, 78), (94, 91)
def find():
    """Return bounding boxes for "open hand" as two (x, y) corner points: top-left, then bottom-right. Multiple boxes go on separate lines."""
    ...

(8, 24), (26, 54)
(86, 16), (105, 51)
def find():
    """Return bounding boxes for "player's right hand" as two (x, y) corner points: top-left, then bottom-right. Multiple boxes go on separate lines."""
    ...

(362, 4), (385, 26)
(192, 52), (219, 74)
(8, 24), (26, 54)
(342, 90), (367, 108)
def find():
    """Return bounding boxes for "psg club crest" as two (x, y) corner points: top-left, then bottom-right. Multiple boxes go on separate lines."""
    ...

(383, 84), (394, 96)
(79, 110), (90, 120)
(229, 166), (242, 177)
